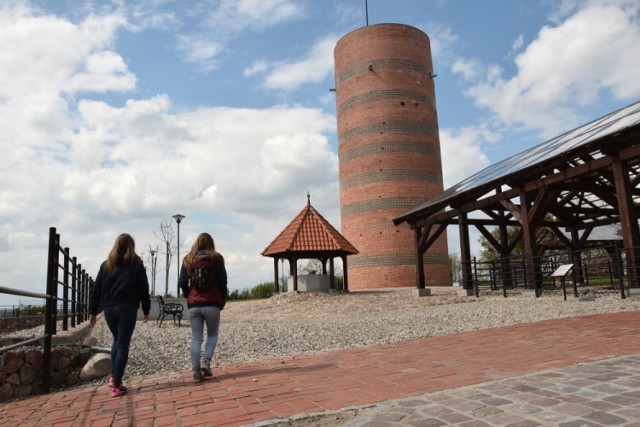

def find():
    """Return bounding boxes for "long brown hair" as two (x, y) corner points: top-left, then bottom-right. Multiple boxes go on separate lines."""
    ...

(183, 232), (221, 276)
(105, 233), (141, 272)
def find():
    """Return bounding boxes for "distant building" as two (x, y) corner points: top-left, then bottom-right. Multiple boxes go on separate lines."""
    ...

(334, 23), (450, 289)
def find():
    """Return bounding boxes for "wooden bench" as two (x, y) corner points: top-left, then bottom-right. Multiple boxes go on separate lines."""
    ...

(156, 295), (184, 327)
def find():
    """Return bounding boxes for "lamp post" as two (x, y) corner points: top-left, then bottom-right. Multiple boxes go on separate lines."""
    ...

(172, 214), (185, 297)
(149, 249), (156, 295)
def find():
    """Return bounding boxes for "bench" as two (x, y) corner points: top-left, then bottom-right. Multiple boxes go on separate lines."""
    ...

(156, 295), (184, 327)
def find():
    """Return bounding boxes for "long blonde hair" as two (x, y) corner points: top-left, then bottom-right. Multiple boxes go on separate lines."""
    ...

(105, 233), (141, 272)
(183, 233), (220, 276)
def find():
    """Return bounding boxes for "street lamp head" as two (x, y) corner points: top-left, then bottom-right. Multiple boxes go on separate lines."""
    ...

(172, 214), (186, 224)
(150, 249), (156, 256)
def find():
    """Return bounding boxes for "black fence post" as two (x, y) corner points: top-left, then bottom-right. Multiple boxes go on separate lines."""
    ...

(62, 247), (70, 331)
(81, 268), (88, 322)
(77, 264), (83, 323)
(473, 257), (479, 297)
(615, 242), (626, 299)
(42, 227), (57, 394)
(571, 249), (579, 298)
(71, 256), (77, 328)
(50, 232), (60, 336)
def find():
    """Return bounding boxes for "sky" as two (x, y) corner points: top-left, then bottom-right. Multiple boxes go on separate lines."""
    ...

(1, 0), (640, 307)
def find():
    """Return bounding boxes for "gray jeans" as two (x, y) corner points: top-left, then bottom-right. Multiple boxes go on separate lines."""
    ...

(188, 306), (221, 372)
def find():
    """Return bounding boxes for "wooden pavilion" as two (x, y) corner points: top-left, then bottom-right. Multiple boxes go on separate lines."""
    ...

(262, 195), (358, 292)
(393, 100), (640, 292)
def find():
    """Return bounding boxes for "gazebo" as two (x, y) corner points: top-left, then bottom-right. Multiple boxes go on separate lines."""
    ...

(262, 195), (358, 292)
(393, 100), (640, 292)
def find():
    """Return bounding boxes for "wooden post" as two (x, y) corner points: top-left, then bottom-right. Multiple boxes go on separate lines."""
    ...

(273, 258), (279, 293)
(415, 227), (425, 289)
(612, 153), (640, 288)
(458, 212), (473, 291)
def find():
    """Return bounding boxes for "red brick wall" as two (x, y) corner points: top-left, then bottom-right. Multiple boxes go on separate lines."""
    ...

(335, 24), (451, 289)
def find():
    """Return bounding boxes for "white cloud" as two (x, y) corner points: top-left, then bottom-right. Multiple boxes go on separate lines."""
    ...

(209, 0), (307, 33)
(261, 35), (338, 90)
(261, 133), (337, 191)
(1, 94), (339, 300)
(0, 4), (133, 152)
(0, 3), (339, 304)
(510, 34), (524, 55)
(176, 34), (225, 71)
(243, 60), (269, 77)
(176, 0), (307, 71)
(462, 3), (640, 137)
(440, 126), (493, 189)
(423, 23), (458, 61)
(451, 58), (480, 82)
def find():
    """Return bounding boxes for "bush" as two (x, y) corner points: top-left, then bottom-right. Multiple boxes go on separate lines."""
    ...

(228, 282), (275, 301)
(333, 276), (344, 291)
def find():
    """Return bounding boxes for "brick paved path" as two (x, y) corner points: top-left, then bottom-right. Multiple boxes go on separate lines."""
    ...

(1, 311), (639, 427)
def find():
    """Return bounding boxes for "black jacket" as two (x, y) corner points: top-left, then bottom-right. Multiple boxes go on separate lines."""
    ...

(90, 259), (151, 316)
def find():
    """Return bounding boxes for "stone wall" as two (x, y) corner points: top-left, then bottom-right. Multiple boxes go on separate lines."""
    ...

(0, 319), (94, 402)
(0, 346), (92, 401)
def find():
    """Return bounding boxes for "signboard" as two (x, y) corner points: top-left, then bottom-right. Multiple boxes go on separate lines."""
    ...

(551, 264), (573, 278)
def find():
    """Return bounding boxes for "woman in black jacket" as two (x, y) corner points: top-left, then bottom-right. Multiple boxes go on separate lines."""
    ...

(89, 233), (150, 397)
(179, 232), (228, 383)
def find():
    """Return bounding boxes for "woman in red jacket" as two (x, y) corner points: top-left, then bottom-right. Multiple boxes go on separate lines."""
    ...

(178, 233), (228, 383)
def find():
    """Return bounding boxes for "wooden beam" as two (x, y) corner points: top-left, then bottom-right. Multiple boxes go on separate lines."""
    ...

(475, 224), (503, 255)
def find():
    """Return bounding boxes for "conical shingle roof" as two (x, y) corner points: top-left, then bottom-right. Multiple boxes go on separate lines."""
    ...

(262, 199), (358, 257)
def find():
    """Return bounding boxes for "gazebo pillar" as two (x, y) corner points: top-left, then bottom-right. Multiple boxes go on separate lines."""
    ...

(273, 258), (279, 293)
(329, 257), (335, 290)
(342, 254), (349, 292)
(291, 257), (298, 292)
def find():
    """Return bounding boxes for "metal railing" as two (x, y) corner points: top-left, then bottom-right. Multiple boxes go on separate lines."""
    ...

(0, 227), (93, 394)
(462, 244), (632, 299)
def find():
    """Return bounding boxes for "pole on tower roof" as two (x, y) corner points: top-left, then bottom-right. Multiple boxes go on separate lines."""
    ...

(365, 0), (369, 26)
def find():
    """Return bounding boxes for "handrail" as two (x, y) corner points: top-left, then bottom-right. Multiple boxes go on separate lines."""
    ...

(0, 285), (49, 299)
(0, 336), (46, 353)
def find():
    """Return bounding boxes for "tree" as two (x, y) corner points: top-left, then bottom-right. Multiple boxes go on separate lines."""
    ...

(154, 220), (176, 297)
(449, 253), (461, 283)
(478, 226), (525, 261)
(300, 259), (323, 274)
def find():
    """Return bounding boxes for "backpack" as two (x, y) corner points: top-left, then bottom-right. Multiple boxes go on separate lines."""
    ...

(191, 268), (211, 291)
(190, 255), (213, 291)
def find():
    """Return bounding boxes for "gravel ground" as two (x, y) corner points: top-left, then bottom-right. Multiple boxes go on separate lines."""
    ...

(84, 288), (640, 381)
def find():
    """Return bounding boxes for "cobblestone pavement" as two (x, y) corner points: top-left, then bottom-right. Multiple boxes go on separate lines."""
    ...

(323, 354), (640, 426)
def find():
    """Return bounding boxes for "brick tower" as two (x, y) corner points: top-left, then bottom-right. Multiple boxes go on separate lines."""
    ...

(334, 23), (450, 290)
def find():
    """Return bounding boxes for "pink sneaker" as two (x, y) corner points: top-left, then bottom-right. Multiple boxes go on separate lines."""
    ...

(111, 384), (127, 397)
(109, 376), (127, 392)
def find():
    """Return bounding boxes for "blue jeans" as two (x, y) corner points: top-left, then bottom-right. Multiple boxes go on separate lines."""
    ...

(103, 304), (138, 384)
(188, 306), (221, 372)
